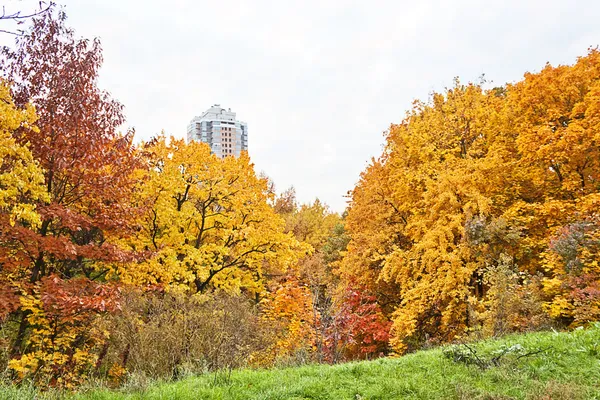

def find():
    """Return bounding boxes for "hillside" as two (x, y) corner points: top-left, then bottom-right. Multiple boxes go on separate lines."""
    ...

(4, 324), (599, 400)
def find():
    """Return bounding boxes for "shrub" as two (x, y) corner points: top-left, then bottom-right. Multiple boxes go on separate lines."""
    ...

(97, 288), (272, 381)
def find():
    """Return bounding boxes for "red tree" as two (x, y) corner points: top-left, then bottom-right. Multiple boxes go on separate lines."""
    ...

(326, 284), (391, 362)
(1, 12), (143, 384)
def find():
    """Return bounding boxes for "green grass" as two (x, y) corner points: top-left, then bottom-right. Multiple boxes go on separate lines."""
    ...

(3, 324), (600, 399)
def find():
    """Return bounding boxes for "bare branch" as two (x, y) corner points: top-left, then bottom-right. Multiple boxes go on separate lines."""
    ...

(0, 1), (55, 36)
(0, 2), (55, 21)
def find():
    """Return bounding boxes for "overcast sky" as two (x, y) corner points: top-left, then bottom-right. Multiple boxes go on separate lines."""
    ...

(5, 1), (600, 211)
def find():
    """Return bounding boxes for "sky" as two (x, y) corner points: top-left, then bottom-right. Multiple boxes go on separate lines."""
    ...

(4, 0), (600, 212)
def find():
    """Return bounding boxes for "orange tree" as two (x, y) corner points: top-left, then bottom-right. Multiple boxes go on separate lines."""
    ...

(341, 50), (600, 353)
(342, 80), (510, 352)
(506, 49), (600, 326)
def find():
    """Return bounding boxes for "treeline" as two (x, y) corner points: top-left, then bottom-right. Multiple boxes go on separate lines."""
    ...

(341, 50), (600, 353)
(1, 11), (599, 390)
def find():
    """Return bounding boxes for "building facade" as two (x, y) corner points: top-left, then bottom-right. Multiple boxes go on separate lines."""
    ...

(186, 105), (248, 158)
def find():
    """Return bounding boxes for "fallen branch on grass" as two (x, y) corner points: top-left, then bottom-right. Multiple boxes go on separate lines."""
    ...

(443, 343), (551, 370)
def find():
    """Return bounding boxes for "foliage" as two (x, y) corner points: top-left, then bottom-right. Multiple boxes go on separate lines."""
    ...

(0, 81), (46, 227)
(115, 136), (304, 295)
(0, 80), (47, 320)
(267, 193), (373, 364)
(8, 276), (120, 388)
(325, 284), (391, 362)
(342, 49), (600, 353)
(0, 79), (48, 376)
(2, 8), (600, 391)
(471, 257), (550, 338)
(259, 277), (316, 365)
(543, 212), (600, 326)
(0, 12), (141, 387)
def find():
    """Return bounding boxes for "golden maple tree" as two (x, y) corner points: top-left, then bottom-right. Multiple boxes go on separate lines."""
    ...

(342, 49), (600, 353)
(114, 136), (305, 296)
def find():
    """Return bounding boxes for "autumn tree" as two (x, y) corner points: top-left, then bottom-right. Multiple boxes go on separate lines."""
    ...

(268, 192), (374, 363)
(0, 1), (54, 35)
(274, 186), (297, 215)
(496, 50), (600, 328)
(0, 80), (47, 323)
(341, 81), (505, 352)
(259, 276), (316, 364)
(341, 50), (600, 353)
(1, 13), (141, 386)
(326, 284), (391, 362)
(116, 136), (304, 296)
(504, 49), (600, 326)
(273, 196), (389, 363)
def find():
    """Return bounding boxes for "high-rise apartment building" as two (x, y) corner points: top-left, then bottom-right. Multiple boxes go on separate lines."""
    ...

(186, 105), (248, 158)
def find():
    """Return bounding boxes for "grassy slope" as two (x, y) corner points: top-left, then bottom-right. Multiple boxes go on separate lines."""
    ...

(3, 324), (600, 400)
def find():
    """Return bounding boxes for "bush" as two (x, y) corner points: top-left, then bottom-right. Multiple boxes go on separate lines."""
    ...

(97, 288), (273, 382)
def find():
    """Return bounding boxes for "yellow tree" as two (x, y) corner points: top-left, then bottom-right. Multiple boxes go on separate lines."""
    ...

(509, 49), (600, 199)
(500, 50), (600, 278)
(342, 80), (523, 352)
(0, 81), (47, 226)
(258, 276), (315, 364)
(339, 157), (405, 312)
(115, 136), (303, 296)
(0, 80), (48, 322)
